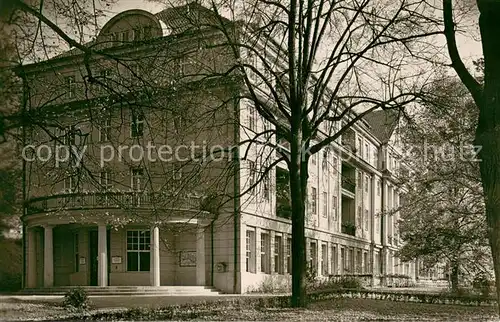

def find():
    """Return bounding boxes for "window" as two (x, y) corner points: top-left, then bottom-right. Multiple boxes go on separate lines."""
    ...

(364, 175), (369, 193)
(286, 237), (292, 274)
(246, 229), (256, 273)
(332, 196), (338, 221)
(364, 209), (369, 230)
(99, 113), (111, 142)
(357, 138), (363, 156)
(357, 171), (362, 187)
(133, 27), (143, 41)
(357, 249), (362, 273)
(64, 173), (75, 193)
(64, 125), (76, 146)
(74, 233), (79, 272)
(332, 156), (338, 172)
(261, 232), (270, 273)
(248, 161), (256, 194)
(263, 172), (270, 200)
(99, 170), (112, 191)
(311, 187), (317, 215)
(248, 106), (257, 131)
(120, 30), (130, 42)
(127, 230), (150, 271)
(131, 168), (143, 191)
(348, 248), (354, 273)
(65, 75), (75, 98)
(274, 235), (282, 274)
(340, 247), (345, 274)
(173, 112), (185, 134)
(364, 252), (369, 273)
(309, 241), (317, 273)
(331, 245), (337, 275)
(377, 180), (381, 196)
(372, 147), (378, 165)
(131, 110), (144, 137)
(321, 243), (328, 276)
(364, 143), (369, 160)
(322, 191), (328, 218)
(376, 214), (380, 233)
(322, 150), (328, 170)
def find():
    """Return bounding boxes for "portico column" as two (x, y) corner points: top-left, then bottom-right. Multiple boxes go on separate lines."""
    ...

(196, 227), (206, 286)
(43, 225), (53, 288)
(27, 227), (37, 288)
(97, 225), (108, 287)
(150, 226), (160, 286)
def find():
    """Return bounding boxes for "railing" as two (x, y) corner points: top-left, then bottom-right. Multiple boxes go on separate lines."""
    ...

(341, 175), (356, 193)
(341, 222), (356, 236)
(26, 190), (205, 214)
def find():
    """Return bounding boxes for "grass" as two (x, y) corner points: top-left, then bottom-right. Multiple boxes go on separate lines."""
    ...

(0, 295), (497, 321)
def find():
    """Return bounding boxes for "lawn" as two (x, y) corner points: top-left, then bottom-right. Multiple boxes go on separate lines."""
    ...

(1, 297), (497, 321)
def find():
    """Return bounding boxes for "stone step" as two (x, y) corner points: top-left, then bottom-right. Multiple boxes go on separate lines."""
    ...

(19, 286), (222, 296)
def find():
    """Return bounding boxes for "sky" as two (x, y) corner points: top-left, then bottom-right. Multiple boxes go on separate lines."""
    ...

(105, 0), (483, 66)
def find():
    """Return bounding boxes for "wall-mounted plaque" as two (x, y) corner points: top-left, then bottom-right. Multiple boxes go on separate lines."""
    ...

(179, 251), (196, 267)
(112, 256), (122, 264)
(79, 257), (86, 265)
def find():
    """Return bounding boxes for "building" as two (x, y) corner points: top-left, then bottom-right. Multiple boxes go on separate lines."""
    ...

(21, 3), (419, 294)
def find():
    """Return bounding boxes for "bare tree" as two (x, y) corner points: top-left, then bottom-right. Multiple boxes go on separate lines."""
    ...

(443, 0), (500, 313)
(8, 0), (445, 306)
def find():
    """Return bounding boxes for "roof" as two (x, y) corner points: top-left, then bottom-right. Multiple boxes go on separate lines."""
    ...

(45, 2), (231, 61)
(363, 109), (400, 143)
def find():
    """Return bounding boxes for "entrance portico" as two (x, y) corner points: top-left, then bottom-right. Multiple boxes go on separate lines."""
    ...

(24, 219), (209, 288)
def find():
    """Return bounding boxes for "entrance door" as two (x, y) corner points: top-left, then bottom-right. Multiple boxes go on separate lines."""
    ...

(89, 230), (111, 286)
(89, 231), (98, 286)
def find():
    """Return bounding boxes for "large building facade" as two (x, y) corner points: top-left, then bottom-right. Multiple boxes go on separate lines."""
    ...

(21, 3), (428, 294)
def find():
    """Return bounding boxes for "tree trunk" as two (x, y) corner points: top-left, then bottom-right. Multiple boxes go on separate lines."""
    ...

(290, 114), (307, 307)
(476, 0), (500, 315)
(450, 261), (459, 293)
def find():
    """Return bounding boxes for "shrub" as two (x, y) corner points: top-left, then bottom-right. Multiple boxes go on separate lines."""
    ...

(0, 238), (22, 292)
(472, 273), (493, 298)
(62, 287), (90, 312)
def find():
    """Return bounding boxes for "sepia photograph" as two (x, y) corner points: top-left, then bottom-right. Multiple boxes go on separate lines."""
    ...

(0, 0), (498, 320)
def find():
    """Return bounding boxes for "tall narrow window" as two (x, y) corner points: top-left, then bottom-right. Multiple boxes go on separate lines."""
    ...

(64, 173), (75, 193)
(99, 113), (111, 142)
(127, 230), (150, 271)
(340, 247), (345, 274)
(131, 110), (144, 138)
(322, 191), (328, 218)
(309, 241), (317, 273)
(99, 170), (112, 191)
(260, 232), (270, 273)
(321, 243), (328, 276)
(364, 209), (369, 230)
(263, 171), (270, 200)
(248, 106), (257, 131)
(311, 187), (317, 215)
(331, 245), (337, 275)
(322, 150), (328, 170)
(246, 229), (256, 273)
(286, 237), (292, 274)
(131, 168), (143, 206)
(131, 168), (143, 191)
(274, 235), (282, 274)
(332, 196), (338, 221)
(65, 75), (75, 98)
(248, 160), (256, 195)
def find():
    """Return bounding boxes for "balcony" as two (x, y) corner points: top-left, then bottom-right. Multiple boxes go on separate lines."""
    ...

(25, 190), (206, 215)
(341, 222), (356, 236)
(341, 175), (356, 193)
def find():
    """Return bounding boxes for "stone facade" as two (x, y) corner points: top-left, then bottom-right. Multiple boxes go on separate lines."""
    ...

(21, 3), (430, 294)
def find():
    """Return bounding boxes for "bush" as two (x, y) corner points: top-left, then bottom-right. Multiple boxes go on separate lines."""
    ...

(472, 273), (493, 298)
(63, 287), (90, 312)
(0, 238), (22, 292)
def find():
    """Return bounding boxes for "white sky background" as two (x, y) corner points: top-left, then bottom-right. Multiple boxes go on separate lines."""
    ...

(106, 0), (483, 66)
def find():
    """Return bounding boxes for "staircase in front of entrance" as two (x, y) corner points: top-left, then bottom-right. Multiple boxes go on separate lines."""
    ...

(19, 286), (222, 296)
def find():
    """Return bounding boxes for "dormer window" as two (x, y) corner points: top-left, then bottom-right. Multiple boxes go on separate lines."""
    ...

(133, 28), (143, 41)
